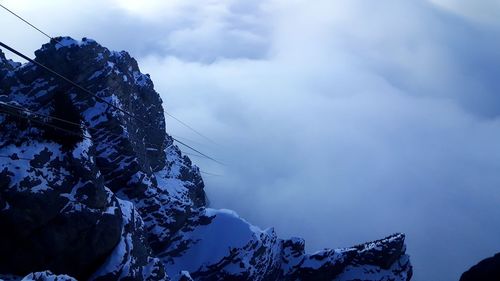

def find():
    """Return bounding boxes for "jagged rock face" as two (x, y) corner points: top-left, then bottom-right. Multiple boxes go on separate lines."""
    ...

(0, 37), (411, 281)
(0, 39), (171, 280)
(460, 253), (500, 281)
(0, 109), (121, 278)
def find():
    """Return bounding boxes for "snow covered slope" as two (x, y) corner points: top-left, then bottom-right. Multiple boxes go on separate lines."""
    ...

(0, 37), (412, 281)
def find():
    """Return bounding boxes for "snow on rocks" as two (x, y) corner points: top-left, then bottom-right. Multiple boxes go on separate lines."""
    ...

(90, 198), (167, 281)
(20, 271), (77, 281)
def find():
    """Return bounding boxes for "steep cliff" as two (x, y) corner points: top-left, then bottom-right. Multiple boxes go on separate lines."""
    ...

(0, 37), (412, 281)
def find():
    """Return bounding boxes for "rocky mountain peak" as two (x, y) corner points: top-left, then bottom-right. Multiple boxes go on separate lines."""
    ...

(0, 37), (412, 281)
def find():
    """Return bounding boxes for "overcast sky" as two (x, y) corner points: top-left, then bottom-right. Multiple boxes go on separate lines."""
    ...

(2, 1), (500, 280)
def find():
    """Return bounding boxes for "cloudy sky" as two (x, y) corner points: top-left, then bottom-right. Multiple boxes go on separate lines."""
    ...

(2, 1), (500, 280)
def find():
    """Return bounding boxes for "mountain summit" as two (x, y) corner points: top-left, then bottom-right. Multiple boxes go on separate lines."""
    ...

(0, 37), (412, 281)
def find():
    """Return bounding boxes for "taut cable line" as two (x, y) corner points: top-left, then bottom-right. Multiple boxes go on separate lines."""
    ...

(0, 107), (222, 175)
(0, 3), (60, 45)
(0, 2), (218, 147)
(0, 42), (222, 165)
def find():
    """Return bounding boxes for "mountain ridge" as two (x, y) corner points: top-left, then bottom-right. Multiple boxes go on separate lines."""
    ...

(0, 37), (412, 281)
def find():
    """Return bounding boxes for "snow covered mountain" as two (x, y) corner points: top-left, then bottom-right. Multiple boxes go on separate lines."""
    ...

(0, 37), (412, 281)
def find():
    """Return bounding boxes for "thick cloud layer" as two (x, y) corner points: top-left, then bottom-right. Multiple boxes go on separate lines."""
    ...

(2, 1), (500, 280)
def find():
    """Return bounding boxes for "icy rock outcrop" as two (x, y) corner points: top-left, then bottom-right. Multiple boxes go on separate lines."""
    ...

(0, 37), (412, 281)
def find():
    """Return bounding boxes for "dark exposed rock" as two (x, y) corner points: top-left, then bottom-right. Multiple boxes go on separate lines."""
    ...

(42, 91), (84, 150)
(0, 144), (122, 279)
(460, 252), (500, 281)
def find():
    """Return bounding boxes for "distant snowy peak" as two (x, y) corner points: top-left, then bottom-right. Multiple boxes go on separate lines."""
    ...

(0, 37), (412, 281)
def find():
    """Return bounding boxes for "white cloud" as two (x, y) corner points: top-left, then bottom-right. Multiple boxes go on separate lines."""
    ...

(144, 49), (500, 281)
(109, 0), (187, 19)
(139, 2), (500, 280)
(428, 0), (500, 25)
